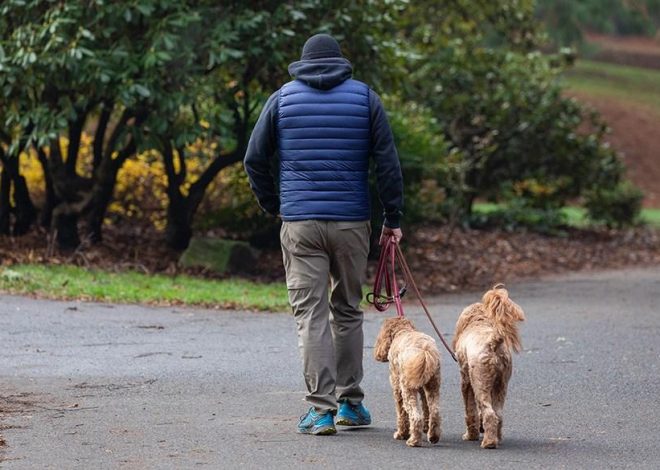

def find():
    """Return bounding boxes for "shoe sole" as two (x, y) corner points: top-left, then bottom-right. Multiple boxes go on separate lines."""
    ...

(297, 426), (337, 435)
(336, 417), (371, 427)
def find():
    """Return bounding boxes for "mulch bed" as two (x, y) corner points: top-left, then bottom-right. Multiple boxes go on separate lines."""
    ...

(400, 225), (660, 294)
(2, 224), (659, 296)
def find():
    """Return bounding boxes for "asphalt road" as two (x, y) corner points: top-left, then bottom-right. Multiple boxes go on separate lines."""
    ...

(1, 267), (659, 469)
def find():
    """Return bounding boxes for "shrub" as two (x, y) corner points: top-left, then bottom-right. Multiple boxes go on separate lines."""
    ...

(470, 198), (567, 234)
(196, 163), (279, 240)
(585, 181), (644, 228)
(385, 96), (449, 224)
(16, 134), (228, 233)
(412, 43), (627, 222)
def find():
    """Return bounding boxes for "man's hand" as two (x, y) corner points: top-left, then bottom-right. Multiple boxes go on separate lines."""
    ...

(380, 225), (403, 245)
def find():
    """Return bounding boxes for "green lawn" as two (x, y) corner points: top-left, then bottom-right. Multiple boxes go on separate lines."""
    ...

(564, 59), (660, 113)
(0, 264), (289, 311)
(473, 203), (660, 228)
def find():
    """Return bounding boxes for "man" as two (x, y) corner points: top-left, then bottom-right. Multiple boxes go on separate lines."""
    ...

(244, 33), (403, 435)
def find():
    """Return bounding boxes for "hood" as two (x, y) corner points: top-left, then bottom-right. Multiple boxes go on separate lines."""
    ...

(287, 57), (353, 90)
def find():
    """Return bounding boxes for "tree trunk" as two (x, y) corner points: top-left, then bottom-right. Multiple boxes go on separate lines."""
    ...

(54, 211), (81, 251)
(0, 167), (10, 235)
(37, 147), (58, 228)
(86, 186), (113, 244)
(86, 162), (119, 243)
(165, 194), (193, 251)
(0, 155), (36, 236)
(12, 172), (36, 235)
(49, 159), (86, 251)
(163, 155), (244, 251)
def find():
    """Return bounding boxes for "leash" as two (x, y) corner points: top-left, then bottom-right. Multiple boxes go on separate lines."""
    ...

(366, 235), (458, 362)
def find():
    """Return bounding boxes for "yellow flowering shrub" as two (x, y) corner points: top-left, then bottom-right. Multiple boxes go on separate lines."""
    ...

(15, 132), (238, 232)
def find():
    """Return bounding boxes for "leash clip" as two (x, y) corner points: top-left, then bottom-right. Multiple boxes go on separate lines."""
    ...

(398, 286), (407, 298)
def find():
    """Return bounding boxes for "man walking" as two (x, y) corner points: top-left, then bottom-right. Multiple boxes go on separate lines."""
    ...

(244, 33), (403, 435)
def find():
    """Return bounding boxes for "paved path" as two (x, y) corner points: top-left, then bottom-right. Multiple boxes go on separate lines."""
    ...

(1, 268), (659, 469)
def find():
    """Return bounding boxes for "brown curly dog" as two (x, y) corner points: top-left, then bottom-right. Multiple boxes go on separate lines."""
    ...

(453, 285), (525, 449)
(374, 317), (441, 447)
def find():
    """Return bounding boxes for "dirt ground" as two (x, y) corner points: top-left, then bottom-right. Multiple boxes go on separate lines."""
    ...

(569, 90), (660, 207)
(573, 34), (660, 208)
(585, 32), (660, 69)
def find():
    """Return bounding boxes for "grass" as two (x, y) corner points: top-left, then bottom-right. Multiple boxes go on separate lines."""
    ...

(473, 203), (660, 228)
(0, 264), (289, 312)
(563, 59), (660, 113)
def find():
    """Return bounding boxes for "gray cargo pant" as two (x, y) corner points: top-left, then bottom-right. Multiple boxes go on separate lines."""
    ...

(280, 220), (371, 412)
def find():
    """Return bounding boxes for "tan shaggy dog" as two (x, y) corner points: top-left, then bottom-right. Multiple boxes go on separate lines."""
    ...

(374, 317), (441, 447)
(453, 285), (525, 449)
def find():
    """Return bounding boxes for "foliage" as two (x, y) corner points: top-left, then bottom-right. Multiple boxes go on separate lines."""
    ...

(536, 0), (660, 48)
(470, 199), (567, 234)
(585, 181), (644, 228)
(0, 0), (647, 250)
(402, 2), (627, 224)
(384, 96), (449, 224)
(0, 0), (408, 250)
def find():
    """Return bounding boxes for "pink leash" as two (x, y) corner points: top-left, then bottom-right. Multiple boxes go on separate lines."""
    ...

(367, 235), (458, 362)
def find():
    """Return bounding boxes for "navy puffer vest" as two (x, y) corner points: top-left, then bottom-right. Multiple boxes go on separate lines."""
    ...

(277, 79), (370, 221)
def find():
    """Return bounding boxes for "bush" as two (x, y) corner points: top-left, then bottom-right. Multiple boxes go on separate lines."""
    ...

(384, 96), (449, 225)
(470, 198), (567, 234)
(585, 181), (644, 228)
(412, 43), (626, 222)
(196, 163), (279, 240)
(16, 134), (228, 233)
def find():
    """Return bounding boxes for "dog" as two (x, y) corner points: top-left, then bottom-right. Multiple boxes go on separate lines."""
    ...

(453, 285), (525, 449)
(374, 317), (441, 447)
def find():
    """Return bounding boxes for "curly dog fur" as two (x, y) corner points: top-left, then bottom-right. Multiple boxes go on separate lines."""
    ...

(374, 317), (441, 447)
(453, 285), (525, 449)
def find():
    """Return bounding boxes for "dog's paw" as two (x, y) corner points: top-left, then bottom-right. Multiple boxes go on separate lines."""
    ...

(406, 437), (421, 447)
(393, 430), (409, 440)
(481, 438), (498, 449)
(427, 430), (440, 444)
(462, 431), (479, 441)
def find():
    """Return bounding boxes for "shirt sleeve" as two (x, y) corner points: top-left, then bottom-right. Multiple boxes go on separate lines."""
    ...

(244, 91), (280, 216)
(369, 90), (404, 228)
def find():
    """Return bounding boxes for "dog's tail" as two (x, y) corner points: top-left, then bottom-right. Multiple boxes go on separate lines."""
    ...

(483, 284), (526, 352)
(403, 347), (440, 389)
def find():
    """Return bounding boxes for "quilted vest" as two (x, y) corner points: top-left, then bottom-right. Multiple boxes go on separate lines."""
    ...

(277, 79), (370, 221)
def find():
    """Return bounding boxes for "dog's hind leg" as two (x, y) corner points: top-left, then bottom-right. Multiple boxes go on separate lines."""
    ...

(392, 375), (409, 441)
(420, 388), (429, 433)
(492, 370), (510, 442)
(461, 371), (479, 441)
(423, 372), (441, 444)
(401, 386), (423, 447)
(471, 370), (500, 449)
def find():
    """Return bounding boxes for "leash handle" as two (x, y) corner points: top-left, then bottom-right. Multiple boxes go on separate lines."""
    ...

(369, 237), (404, 316)
(367, 234), (458, 362)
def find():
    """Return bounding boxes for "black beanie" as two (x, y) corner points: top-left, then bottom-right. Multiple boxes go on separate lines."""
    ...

(301, 34), (343, 60)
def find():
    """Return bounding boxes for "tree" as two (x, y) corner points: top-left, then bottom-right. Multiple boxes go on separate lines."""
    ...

(1, 0), (407, 250)
(1, 1), (169, 248)
(398, 0), (625, 220)
(153, 0), (407, 249)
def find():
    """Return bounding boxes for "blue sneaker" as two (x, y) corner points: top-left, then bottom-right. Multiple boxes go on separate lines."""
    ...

(336, 401), (372, 426)
(297, 407), (337, 435)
